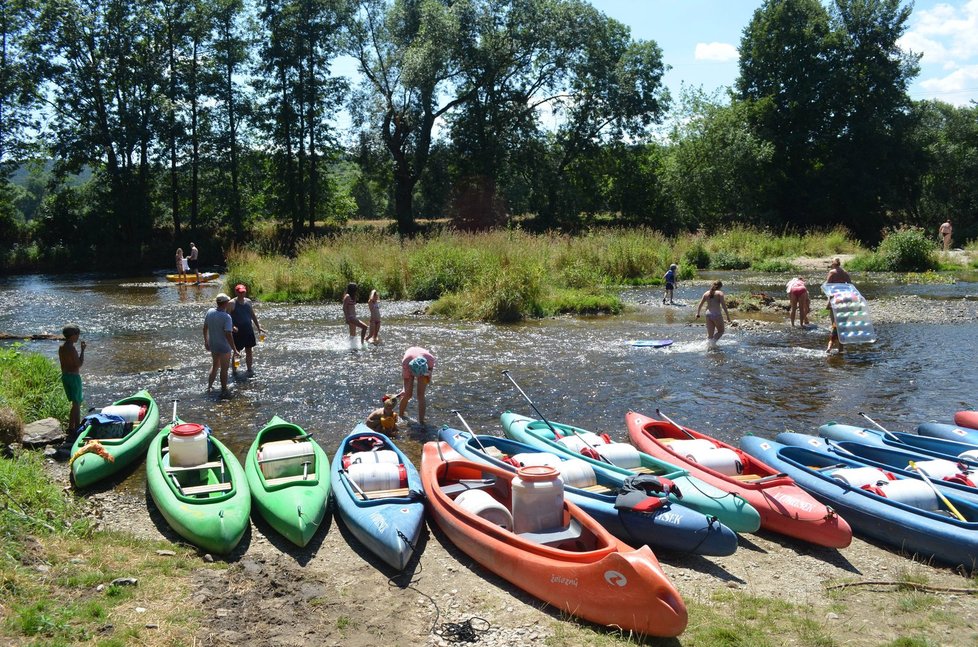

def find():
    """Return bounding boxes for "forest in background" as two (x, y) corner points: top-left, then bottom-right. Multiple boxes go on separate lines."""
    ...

(1, 0), (977, 273)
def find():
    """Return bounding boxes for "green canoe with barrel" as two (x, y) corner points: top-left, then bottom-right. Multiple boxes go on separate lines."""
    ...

(70, 390), (160, 489)
(146, 418), (251, 555)
(244, 416), (331, 547)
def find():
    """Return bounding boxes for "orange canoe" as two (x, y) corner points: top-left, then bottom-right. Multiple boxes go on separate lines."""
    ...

(626, 411), (852, 549)
(420, 441), (687, 638)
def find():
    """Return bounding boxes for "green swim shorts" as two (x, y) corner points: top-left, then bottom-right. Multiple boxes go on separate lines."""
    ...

(61, 373), (83, 404)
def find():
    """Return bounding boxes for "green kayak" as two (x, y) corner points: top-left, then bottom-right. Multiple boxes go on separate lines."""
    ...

(146, 419), (251, 555)
(501, 411), (761, 533)
(70, 390), (160, 489)
(244, 416), (331, 547)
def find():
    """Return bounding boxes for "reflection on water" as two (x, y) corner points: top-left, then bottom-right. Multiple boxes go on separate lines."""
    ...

(2, 272), (977, 493)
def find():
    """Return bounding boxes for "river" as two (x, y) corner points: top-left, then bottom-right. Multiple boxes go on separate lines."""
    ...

(2, 271), (977, 492)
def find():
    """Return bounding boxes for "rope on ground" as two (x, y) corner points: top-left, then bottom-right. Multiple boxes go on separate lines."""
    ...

(390, 559), (493, 643)
(825, 580), (978, 594)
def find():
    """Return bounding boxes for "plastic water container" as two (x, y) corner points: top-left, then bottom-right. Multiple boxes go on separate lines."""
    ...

(909, 459), (961, 480)
(257, 439), (315, 479)
(348, 462), (407, 491)
(168, 423), (209, 467)
(556, 432), (606, 453)
(455, 489), (513, 530)
(557, 458), (597, 488)
(343, 449), (399, 469)
(592, 443), (643, 469)
(101, 404), (146, 422)
(511, 452), (561, 468)
(830, 466), (894, 488)
(958, 450), (978, 462)
(869, 479), (941, 510)
(686, 447), (743, 476)
(511, 465), (564, 534)
(668, 439), (717, 455)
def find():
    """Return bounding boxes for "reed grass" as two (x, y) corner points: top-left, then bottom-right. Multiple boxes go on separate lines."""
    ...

(227, 226), (863, 322)
(0, 344), (70, 429)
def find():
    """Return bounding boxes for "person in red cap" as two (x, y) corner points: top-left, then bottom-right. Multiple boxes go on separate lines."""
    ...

(226, 284), (265, 376)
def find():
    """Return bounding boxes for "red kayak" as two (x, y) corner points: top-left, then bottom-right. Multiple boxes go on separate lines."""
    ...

(954, 411), (978, 430)
(626, 411), (852, 548)
(421, 441), (687, 637)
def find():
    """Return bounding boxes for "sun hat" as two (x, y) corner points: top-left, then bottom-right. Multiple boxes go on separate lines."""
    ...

(408, 356), (429, 377)
(216, 293), (231, 304)
(234, 284), (247, 293)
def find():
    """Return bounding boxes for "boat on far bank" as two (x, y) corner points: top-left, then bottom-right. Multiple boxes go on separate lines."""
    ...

(165, 272), (219, 283)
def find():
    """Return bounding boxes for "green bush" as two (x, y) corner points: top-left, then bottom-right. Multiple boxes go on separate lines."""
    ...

(752, 258), (797, 273)
(875, 227), (937, 272)
(710, 249), (750, 270)
(682, 241), (710, 269)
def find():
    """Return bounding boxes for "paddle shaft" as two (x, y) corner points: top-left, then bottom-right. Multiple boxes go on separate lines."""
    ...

(655, 408), (696, 440)
(502, 370), (613, 465)
(451, 410), (491, 455)
(908, 461), (967, 522)
(858, 412), (900, 442)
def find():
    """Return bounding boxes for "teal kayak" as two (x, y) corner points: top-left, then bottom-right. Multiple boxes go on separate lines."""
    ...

(501, 412), (761, 533)
(70, 390), (160, 488)
(245, 416), (330, 547)
(146, 419), (251, 555)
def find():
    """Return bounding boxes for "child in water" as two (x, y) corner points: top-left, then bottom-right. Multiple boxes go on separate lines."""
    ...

(364, 289), (382, 344)
(342, 283), (368, 345)
(663, 264), (678, 305)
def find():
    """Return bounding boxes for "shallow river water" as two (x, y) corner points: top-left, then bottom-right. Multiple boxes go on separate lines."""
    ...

(3, 271), (978, 492)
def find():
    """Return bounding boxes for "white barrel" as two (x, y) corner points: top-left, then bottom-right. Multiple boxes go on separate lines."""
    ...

(909, 459), (961, 480)
(957, 449), (978, 462)
(686, 447), (743, 476)
(347, 462), (405, 491)
(511, 452), (561, 468)
(102, 404), (143, 422)
(168, 423), (209, 467)
(557, 432), (606, 453)
(593, 443), (643, 469)
(455, 489), (513, 530)
(557, 458), (597, 489)
(258, 439), (315, 479)
(875, 479), (941, 510)
(830, 466), (893, 487)
(511, 465), (564, 534)
(347, 450), (399, 465)
(667, 439), (717, 455)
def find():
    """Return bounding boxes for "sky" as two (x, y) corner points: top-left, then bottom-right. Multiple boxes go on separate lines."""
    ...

(587, 0), (978, 106)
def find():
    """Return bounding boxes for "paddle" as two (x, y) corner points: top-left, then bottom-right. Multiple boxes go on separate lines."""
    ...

(908, 460), (967, 522)
(655, 408), (696, 440)
(858, 412), (901, 442)
(170, 399), (179, 425)
(451, 410), (492, 455)
(340, 468), (369, 500)
(501, 370), (614, 465)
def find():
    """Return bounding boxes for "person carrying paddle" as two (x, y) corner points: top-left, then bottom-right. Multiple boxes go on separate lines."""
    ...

(203, 293), (239, 397)
(695, 281), (731, 348)
(58, 324), (86, 433)
(398, 347), (436, 426)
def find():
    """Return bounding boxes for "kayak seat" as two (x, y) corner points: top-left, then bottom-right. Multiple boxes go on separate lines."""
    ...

(579, 483), (615, 494)
(264, 474), (315, 486)
(181, 482), (232, 496)
(166, 460), (224, 473)
(518, 518), (583, 547)
(632, 466), (656, 475)
(361, 486), (411, 500)
(731, 474), (760, 481)
(441, 478), (497, 498)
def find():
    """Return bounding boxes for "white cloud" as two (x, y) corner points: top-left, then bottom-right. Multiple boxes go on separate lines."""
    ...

(901, 1), (978, 64)
(919, 64), (978, 105)
(694, 42), (739, 62)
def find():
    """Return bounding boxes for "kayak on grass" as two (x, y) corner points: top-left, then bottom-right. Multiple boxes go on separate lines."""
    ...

(245, 416), (330, 547)
(421, 440), (688, 637)
(439, 425), (738, 556)
(626, 411), (851, 548)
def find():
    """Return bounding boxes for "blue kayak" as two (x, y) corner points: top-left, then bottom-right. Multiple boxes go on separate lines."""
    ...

(740, 435), (978, 570)
(917, 422), (978, 446)
(819, 423), (978, 465)
(329, 426), (425, 570)
(439, 426), (738, 556)
(500, 412), (761, 533)
(776, 432), (978, 503)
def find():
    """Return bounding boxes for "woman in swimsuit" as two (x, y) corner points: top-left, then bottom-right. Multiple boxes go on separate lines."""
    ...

(696, 280), (731, 346)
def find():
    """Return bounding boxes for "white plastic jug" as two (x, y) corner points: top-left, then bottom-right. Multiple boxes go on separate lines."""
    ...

(592, 443), (643, 469)
(957, 449), (978, 462)
(347, 462), (407, 492)
(345, 450), (399, 466)
(557, 458), (597, 488)
(168, 423), (209, 467)
(686, 447), (743, 476)
(830, 466), (893, 488)
(874, 479), (940, 510)
(909, 459), (961, 481)
(511, 465), (564, 534)
(455, 489), (513, 530)
(102, 404), (144, 422)
(258, 439), (315, 479)
(511, 452), (561, 468)
(668, 438), (717, 455)
(556, 432), (606, 453)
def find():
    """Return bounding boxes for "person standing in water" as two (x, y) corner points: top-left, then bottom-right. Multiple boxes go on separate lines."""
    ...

(824, 258), (852, 354)
(364, 289), (382, 344)
(227, 284), (264, 375)
(786, 277), (811, 327)
(663, 264), (678, 305)
(398, 346), (436, 426)
(188, 242), (200, 284)
(175, 248), (187, 281)
(342, 283), (368, 345)
(203, 293), (239, 396)
(58, 324), (86, 433)
(939, 220), (952, 252)
(695, 280), (731, 347)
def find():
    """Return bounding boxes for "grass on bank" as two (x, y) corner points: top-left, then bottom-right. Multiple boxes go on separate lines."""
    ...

(0, 344), (70, 433)
(225, 226), (864, 322)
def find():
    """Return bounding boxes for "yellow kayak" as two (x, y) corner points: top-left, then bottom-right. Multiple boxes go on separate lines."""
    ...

(166, 272), (220, 283)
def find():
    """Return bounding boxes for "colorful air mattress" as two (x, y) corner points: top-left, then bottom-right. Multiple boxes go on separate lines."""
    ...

(821, 283), (875, 344)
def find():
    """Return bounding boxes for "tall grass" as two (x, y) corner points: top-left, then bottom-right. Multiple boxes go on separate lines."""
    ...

(227, 226), (864, 322)
(0, 345), (70, 428)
